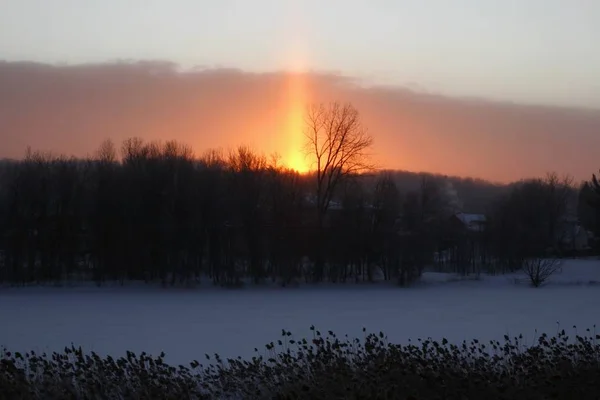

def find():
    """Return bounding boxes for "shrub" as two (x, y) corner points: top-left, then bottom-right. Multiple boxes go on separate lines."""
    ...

(2, 325), (600, 399)
(522, 258), (562, 287)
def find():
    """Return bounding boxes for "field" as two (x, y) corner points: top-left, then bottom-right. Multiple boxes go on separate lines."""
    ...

(1, 259), (599, 366)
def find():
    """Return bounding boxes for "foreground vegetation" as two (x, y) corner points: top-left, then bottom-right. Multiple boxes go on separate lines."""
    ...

(2, 326), (600, 399)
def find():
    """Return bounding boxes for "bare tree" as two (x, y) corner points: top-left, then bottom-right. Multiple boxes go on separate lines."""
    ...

(587, 170), (600, 217)
(372, 172), (401, 230)
(580, 171), (600, 244)
(372, 172), (402, 281)
(228, 146), (268, 284)
(591, 170), (600, 193)
(544, 172), (575, 252)
(304, 102), (374, 227)
(95, 139), (118, 164)
(303, 102), (374, 281)
(522, 258), (562, 287)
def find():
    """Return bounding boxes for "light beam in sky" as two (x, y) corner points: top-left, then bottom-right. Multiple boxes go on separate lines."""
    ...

(284, 73), (309, 172)
(281, 0), (311, 173)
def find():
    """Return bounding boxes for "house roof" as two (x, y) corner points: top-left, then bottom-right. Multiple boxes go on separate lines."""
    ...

(453, 212), (486, 232)
(455, 212), (486, 225)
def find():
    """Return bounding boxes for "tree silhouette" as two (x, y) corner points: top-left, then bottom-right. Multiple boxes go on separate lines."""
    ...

(304, 102), (374, 281)
(0, 135), (593, 287)
(304, 102), (374, 221)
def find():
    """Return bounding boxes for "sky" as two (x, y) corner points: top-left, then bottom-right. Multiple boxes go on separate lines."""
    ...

(1, 1), (600, 182)
(2, 0), (600, 107)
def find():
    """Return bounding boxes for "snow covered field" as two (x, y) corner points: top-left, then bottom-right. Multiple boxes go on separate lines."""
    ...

(1, 259), (599, 366)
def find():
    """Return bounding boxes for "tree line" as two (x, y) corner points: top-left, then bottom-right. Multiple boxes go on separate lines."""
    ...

(0, 102), (599, 287)
(0, 139), (438, 286)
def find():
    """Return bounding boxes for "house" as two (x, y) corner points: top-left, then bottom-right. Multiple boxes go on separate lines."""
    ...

(438, 213), (488, 272)
(557, 216), (590, 252)
(450, 213), (487, 232)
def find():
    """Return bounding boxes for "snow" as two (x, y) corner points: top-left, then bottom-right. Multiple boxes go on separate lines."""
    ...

(1, 259), (600, 366)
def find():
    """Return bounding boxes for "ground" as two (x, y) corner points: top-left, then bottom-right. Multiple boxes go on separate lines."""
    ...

(1, 259), (599, 366)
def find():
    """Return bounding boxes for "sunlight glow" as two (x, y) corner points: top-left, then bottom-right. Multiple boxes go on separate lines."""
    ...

(283, 73), (310, 173)
(280, 0), (311, 174)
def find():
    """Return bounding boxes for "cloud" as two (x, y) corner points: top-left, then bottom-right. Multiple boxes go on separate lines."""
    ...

(1, 60), (599, 183)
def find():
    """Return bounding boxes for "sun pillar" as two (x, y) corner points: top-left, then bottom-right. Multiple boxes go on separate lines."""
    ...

(284, 73), (309, 172)
(281, 0), (310, 172)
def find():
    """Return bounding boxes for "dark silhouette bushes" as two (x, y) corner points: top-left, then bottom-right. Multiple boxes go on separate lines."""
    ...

(2, 326), (600, 399)
(522, 258), (562, 287)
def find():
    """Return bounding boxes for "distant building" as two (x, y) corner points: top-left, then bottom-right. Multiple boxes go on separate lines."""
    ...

(436, 212), (488, 273)
(450, 213), (487, 232)
(557, 216), (590, 252)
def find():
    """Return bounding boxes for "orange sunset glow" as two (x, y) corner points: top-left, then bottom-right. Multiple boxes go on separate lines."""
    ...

(1, 63), (599, 183)
(3, 0), (596, 183)
(279, 3), (312, 173)
(283, 73), (310, 173)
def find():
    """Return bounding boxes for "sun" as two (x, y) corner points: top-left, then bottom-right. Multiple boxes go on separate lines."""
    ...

(288, 155), (309, 173)
(285, 130), (310, 173)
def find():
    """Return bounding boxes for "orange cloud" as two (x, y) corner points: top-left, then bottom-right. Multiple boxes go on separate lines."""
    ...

(0, 60), (599, 183)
